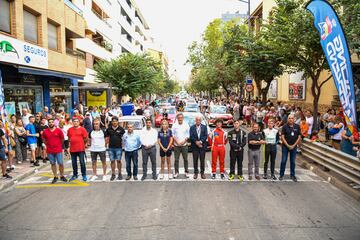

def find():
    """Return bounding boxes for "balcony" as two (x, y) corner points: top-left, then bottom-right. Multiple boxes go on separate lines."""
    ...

(91, 9), (112, 28)
(64, 0), (83, 16)
(66, 48), (86, 60)
(74, 38), (114, 61)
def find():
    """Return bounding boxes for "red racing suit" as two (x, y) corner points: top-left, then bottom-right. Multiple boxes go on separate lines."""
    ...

(209, 127), (228, 174)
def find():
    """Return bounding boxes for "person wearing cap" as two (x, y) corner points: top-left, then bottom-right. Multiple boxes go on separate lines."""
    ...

(209, 119), (228, 179)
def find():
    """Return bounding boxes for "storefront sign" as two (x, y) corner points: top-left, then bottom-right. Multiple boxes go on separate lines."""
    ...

(0, 33), (48, 69)
(289, 72), (306, 100)
(87, 90), (107, 108)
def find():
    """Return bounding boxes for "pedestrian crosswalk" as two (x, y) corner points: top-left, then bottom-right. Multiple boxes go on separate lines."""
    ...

(15, 158), (323, 187)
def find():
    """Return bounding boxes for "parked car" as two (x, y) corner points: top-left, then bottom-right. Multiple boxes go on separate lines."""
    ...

(184, 102), (200, 112)
(173, 112), (211, 152)
(206, 105), (234, 127)
(155, 106), (177, 128)
(119, 115), (146, 135)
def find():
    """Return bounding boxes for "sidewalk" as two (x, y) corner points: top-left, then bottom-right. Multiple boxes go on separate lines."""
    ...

(0, 160), (50, 192)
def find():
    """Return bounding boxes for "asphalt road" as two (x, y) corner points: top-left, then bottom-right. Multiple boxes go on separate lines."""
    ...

(0, 127), (359, 240)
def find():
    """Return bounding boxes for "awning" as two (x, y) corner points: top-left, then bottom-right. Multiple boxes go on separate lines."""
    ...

(18, 66), (84, 80)
(70, 83), (118, 90)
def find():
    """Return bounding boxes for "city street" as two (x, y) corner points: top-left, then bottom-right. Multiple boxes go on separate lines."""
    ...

(0, 139), (359, 240)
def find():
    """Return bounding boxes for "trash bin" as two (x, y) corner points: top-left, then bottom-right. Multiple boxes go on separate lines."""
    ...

(120, 103), (134, 116)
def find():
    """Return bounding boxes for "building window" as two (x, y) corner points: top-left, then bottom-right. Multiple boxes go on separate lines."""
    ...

(23, 10), (39, 43)
(0, 0), (11, 33)
(48, 22), (59, 50)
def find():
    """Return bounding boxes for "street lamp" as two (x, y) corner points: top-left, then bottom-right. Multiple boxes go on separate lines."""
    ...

(237, 0), (251, 35)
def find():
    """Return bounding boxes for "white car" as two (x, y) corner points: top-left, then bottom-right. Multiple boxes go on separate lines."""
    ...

(119, 115), (146, 134)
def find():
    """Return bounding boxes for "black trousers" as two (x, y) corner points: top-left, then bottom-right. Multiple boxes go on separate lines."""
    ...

(264, 144), (277, 175)
(192, 147), (206, 174)
(230, 149), (243, 175)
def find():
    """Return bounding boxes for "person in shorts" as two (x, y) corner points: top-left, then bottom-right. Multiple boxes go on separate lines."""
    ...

(88, 119), (107, 182)
(105, 116), (125, 181)
(42, 119), (67, 184)
(25, 115), (40, 166)
(0, 119), (11, 179)
(158, 119), (173, 180)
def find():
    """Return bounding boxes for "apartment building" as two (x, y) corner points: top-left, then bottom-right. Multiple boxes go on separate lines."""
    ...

(0, 0), (86, 114)
(69, 0), (151, 107)
(249, 0), (360, 111)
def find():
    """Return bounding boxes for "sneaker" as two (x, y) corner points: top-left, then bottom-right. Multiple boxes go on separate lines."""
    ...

(238, 175), (244, 181)
(30, 160), (34, 164)
(211, 174), (216, 179)
(90, 175), (98, 182)
(168, 174), (173, 179)
(117, 174), (123, 181)
(33, 161), (40, 167)
(2, 173), (12, 179)
(83, 176), (88, 182)
(6, 168), (11, 173)
(291, 176), (298, 182)
(173, 173), (179, 179)
(229, 174), (235, 181)
(17, 161), (22, 164)
(152, 175), (157, 180)
(263, 174), (268, 179)
(271, 175), (277, 180)
(126, 176), (131, 181)
(60, 176), (68, 182)
(141, 175), (147, 181)
(248, 176), (253, 180)
(220, 174), (225, 180)
(133, 176), (138, 181)
(69, 176), (78, 182)
(110, 174), (116, 181)
(159, 174), (164, 180)
(102, 175), (107, 182)
(185, 172), (190, 178)
(51, 177), (58, 184)
(10, 165), (15, 170)
(279, 176), (283, 181)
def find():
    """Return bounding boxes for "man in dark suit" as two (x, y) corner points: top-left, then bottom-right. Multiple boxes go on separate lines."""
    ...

(190, 116), (208, 179)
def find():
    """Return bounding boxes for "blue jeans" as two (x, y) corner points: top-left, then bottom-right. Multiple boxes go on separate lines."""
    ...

(125, 150), (138, 177)
(280, 145), (297, 177)
(71, 152), (86, 177)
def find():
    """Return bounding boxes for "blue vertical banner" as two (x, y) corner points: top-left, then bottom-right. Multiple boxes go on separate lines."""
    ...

(306, 0), (358, 138)
(0, 67), (6, 122)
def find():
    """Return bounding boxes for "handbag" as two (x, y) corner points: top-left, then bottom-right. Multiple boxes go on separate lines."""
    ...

(18, 136), (27, 145)
(328, 127), (340, 135)
(9, 136), (16, 147)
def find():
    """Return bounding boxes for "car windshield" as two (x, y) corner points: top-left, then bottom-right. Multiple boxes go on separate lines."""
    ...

(211, 106), (227, 114)
(161, 108), (176, 115)
(186, 103), (198, 108)
(119, 120), (142, 130)
(183, 115), (206, 126)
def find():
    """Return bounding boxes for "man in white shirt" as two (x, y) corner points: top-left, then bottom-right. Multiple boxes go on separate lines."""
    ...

(140, 118), (158, 181)
(22, 108), (32, 127)
(172, 113), (190, 178)
(88, 119), (107, 182)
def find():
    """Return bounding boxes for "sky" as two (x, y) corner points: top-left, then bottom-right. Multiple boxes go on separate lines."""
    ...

(136, 0), (262, 83)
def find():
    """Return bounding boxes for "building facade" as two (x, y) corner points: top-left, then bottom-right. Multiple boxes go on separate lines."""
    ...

(70, 0), (151, 107)
(0, 0), (86, 115)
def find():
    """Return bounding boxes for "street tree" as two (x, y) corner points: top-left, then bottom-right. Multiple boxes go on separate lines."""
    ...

(94, 53), (164, 101)
(263, 0), (331, 130)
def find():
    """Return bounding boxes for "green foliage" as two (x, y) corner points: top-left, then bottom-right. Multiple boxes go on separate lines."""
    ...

(187, 19), (244, 97)
(94, 53), (165, 99)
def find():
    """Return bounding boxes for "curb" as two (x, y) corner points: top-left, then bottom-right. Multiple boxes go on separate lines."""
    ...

(0, 163), (50, 192)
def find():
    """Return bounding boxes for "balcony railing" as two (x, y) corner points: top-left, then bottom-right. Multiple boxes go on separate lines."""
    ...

(64, 0), (83, 16)
(66, 48), (85, 59)
(91, 9), (112, 28)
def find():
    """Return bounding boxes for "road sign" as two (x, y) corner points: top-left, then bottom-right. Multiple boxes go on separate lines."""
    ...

(245, 84), (253, 92)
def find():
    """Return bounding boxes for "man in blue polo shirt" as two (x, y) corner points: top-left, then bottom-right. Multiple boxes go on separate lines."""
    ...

(123, 124), (141, 180)
(25, 116), (40, 166)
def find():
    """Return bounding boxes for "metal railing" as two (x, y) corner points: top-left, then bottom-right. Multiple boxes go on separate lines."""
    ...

(66, 48), (85, 60)
(64, 0), (83, 16)
(301, 138), (360, 185)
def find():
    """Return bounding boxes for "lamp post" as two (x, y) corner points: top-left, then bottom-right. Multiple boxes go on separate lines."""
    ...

(238, 0), (251, 35)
